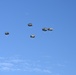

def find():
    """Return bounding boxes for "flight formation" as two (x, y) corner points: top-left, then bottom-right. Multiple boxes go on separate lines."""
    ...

(5, 23), (53, 38)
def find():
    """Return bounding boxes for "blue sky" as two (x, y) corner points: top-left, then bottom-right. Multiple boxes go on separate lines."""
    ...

(0, 0), (76, 75)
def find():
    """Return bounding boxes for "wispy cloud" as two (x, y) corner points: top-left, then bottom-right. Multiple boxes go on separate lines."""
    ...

(0, 62), (13, 67)
(0, 56), (51, 73)
(0, 62), (14, 71)
(57, 63), (65, 67)
(43, 69), (52, 73)
(0, 55), (66, 75)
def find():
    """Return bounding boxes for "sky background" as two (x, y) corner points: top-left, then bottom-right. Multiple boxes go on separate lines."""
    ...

(0, 0), (76, 75)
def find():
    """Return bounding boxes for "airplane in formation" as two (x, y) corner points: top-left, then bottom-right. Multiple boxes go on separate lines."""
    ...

(42, 27), (53, 31)
(5, 23), (53, 38)
(5, 32), (9, 35)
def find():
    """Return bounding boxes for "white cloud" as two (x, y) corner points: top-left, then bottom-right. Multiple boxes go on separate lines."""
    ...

(0, 67), (11, 71)
(32, 68), (52, 73)
(0, 62), (13, 67)
(33, 68), (41, 72)
(43, 69), (52, 73)
(57, 64), (65, 67)
(0, 56), (65, 74)
(9, 59), (23, 63)
(0, 56), (52, 74)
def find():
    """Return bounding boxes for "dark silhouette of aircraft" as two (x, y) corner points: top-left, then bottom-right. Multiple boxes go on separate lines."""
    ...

(48, 28), (53, 31)
(42, 28), (47, 31)
(30, 34), (35, 38)
(28, 23), (32, 26)
(5, 32), (9, 35)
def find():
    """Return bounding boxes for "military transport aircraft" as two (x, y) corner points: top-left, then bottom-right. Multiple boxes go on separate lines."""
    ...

(4, 23), (53, 38)
(5, 32), (9, 35)
(30, 34), (35, 38)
